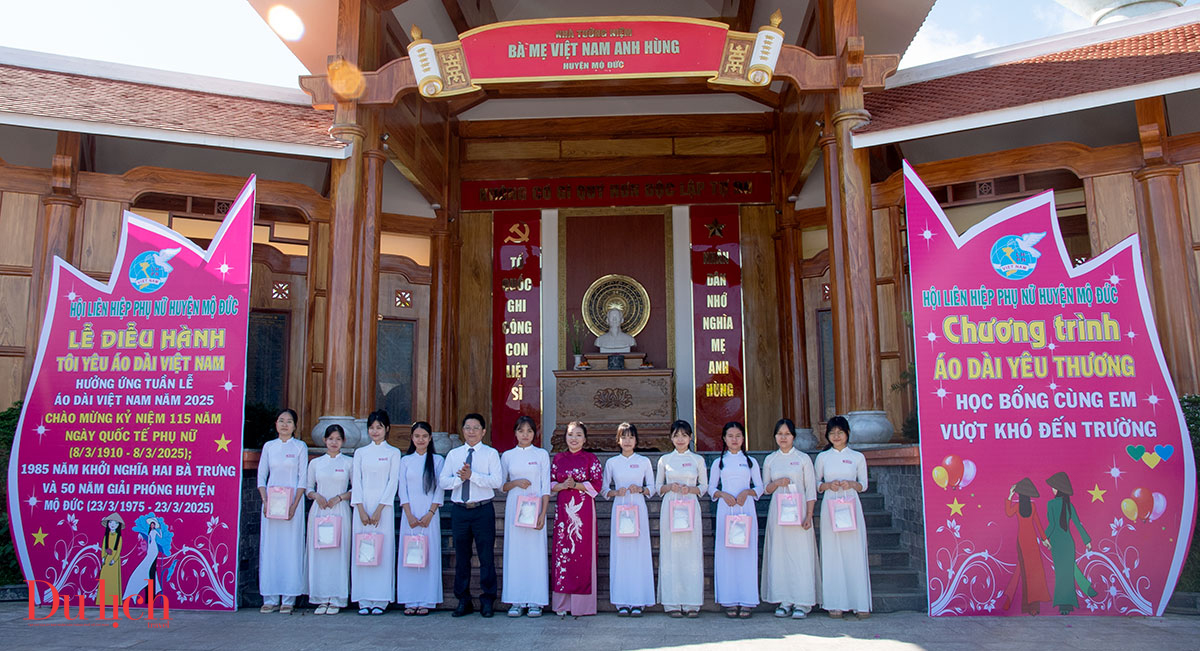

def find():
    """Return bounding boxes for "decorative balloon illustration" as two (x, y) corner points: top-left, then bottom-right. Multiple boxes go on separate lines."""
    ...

(931, 455), (975, 489)
(1120, 487), (1167, 522)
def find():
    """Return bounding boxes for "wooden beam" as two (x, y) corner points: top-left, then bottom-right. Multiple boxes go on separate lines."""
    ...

(381, 212), (439, 234)
(460, 154), (771, 180)
(442, 0), (497, 36)
(369, 0), (414, 10)
(458, 113), (773, 139)
(381, 7), (411, 64)
(733, 0), (757, 32)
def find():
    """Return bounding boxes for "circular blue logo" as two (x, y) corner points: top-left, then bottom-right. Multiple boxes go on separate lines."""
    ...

(989, 233), (1045, 281)
(128, 248), (180, 293)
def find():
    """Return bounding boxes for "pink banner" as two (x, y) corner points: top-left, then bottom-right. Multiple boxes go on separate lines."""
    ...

(7, 178), (255, 610)
(905, 163), (1196, 617)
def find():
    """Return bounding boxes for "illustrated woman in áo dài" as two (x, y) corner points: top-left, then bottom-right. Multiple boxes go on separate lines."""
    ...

(709, 421), (765, 618)
(350, 410), (402, 615)
(257, 408), (307, 614)
(601, 423), (656, 616)
(761, 418), (820, 619)
(1001, 477), (1050, 616)
(500, 416), (551, 617)
(1044, 471), (1097, 615)
(396, 421), (445, 616)
(98, 513), (124, 604)
(306, 424), (353, 615)
(815, 416), (871, 619)
(655, 420), (707, 618)
(550, 421), (603, 617)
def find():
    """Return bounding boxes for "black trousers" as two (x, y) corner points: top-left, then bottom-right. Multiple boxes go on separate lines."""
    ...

(451, 501), (497, 601)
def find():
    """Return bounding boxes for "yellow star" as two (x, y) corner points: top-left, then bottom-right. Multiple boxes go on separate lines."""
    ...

(215, 434), (231, 452)
(32, 527), (48, 546)
(705, 218), (725, 238)
(947, 498), (965, 516)
(1087, 484), (1107, 502)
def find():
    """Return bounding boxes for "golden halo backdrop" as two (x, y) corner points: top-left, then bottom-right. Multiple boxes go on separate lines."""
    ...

(581, 274), (651, 337)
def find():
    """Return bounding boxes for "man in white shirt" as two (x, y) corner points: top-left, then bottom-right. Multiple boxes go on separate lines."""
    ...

(439, 412), (504, 617)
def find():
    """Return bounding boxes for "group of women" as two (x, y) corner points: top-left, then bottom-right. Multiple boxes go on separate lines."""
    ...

(256, 408), (873, 619)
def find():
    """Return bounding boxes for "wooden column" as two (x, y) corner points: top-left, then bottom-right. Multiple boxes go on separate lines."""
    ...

(820, 0), (890, 441)
(426, 220), (458, 432)
(820, 126), (851, 416)
(354, 130), (385, 416)
(1133, 97), (1200, 394)
(775, 217), (810, 429)
(29, 132), (81, 377)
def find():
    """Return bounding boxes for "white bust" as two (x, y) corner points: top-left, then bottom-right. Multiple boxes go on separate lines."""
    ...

(595, 307), (636, 353)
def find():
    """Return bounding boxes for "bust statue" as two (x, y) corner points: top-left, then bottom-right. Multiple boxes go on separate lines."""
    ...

(595, 307), (636, 353)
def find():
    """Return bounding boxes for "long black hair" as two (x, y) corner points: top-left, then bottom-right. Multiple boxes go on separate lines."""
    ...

(774, 418), (797, 445)
(1019, 494), (1032, 518)
(103, 520), (122, 552)
(367, 409), (391, 432)
(514, 415), (538, 447)
(1058, 494), (1074, 530)
(406, 421), (438, 494)
(716, 421), (754, 490)
(821, 415), (851, 451)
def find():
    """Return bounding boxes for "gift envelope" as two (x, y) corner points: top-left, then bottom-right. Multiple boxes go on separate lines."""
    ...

(266, 486), (292, 519)
(615, 504), (639, 537)
(778, 492), (803, 526)
(355, 533), (383, 566)
(830, 497), (858, 532)
(514, 494), (540, 528)
(669, 498), (694, 533)
(725, 514), (751, 548)
(314, 515), (341, 548)
(402, 534), (427, 568)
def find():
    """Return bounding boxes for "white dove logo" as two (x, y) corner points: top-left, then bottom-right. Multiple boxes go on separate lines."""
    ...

(128, 247), (183, 293)
(989, 232), (1046, 281)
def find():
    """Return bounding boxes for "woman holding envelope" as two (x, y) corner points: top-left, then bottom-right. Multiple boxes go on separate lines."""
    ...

(761, 418), (820, 619)
(709, 421), (765, 618)
(350, 409), (402, 615)
(550, 421), (603, 617)
(655, 420), (707, 618)
(396, 421), (445, 616)
(257, 408), (308, 614)
(601, 423), (656, 617)
(500, 416), (551, 617)
(815, 416), (871, 619)
(305, 424), (353, 615)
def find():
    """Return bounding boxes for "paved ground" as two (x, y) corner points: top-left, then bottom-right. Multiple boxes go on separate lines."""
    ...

(2, 602), (1197, 650)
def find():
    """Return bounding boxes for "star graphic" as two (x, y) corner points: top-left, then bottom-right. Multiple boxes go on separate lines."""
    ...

(1146, 390), (1161, 412)
(1048, 381), (1058, 391)
(1107, 268), (1122, 286)
(33, 423), (47, 444)
(1107, 456), (1124, 491)
(1126, 330), (1136, 341)
(215, 434), (232, 452)
(947, 498), (965, 516)
(932, 384), (949, 407)
(222, 377), (238, 398)
(26, 494), (39, 517)
(705, 219), (725, 238)
(65, 287), (79, 302)
(32, 527), (48, 546)
(919, 222), (936, 249)
(1087, 484), (1107, 502)
(924, 327), (939, 347)
(1047, 342), (1056, 351)
(217, 256), (233, 281)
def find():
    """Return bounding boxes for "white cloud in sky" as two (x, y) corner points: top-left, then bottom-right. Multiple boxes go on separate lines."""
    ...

(899, 21), (1000, 69)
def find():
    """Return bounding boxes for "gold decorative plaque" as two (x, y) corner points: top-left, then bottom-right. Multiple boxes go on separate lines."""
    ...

(581, 274), (650, 337)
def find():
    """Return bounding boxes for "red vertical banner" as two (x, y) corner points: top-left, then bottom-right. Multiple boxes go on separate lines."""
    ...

(690, 205), (745, 451)
(491, 211), (542, 451)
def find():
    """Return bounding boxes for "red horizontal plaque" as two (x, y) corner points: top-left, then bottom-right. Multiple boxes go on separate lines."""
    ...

(462, 173), (771, 210)
(461, 17), (730, 83)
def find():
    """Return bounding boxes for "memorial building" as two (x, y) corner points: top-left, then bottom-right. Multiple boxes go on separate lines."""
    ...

(0, 0), (1197, 459)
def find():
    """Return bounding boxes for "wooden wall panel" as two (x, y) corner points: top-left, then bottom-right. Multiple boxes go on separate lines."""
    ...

(465, 140), (560, 161)
(740, 205), (782, 451)
(456, 212), (493, 422)
(379, 273), (431, 421)
(802, 271), (831, 442)
(1185, 163), (1200, 245)
(561, 138), (673, 159)
(0, 356), (23, 409)
(563, 212), (668, 368)
(674, 135), (767, 156)
(78, 199), (122, 276)
(881, 357), (904, 437)
(876, 284), (898, 354)
(872, 208), (893, 278)
(0, 192), (39, 267)
(1086, 173), (1139, 253)
(0, 275), (30, 347)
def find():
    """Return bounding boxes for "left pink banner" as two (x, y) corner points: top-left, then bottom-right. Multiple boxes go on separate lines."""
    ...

(7, 177), (255, 610)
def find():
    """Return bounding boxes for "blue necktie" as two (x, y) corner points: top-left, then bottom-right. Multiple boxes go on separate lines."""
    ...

(462, 447), (475, 502)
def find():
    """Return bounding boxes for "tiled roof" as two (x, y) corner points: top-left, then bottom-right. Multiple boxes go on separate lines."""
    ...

(862, 22), (1200, 134)
(0, 64), (342, 152)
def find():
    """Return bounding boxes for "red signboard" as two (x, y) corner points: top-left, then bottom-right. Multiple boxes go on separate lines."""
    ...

(462, 173), (771, 211)
(690, 205), (746, 451)
(461, 18), (729, 82)
(491, 211), (542, 451)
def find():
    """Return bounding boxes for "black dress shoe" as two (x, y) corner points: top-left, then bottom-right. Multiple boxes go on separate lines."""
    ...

(480, 600), (495, 618)
(452, 600), (474, 617)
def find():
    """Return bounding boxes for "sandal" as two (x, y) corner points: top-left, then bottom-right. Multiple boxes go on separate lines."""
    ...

(856, 611), (871, 619)
(774, 605), (791, 618)
(686, 610), (700, 618)
(259, 604), (278, 613)
(739, 607), (752, 618)
(725, 608), (739, 618)
(630, 608), (643, 617)
(828, 609), (844, 619)
(403, 608), (416, 616)
(279, 605), (294, 614)
(325, 607), (340, 615)
(617, 607), (630, 617)
(370, 607), (385, 615)
(358, 607), (370, 616)
(669, 610), (684, 618)
(415, 608), (430, 616)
